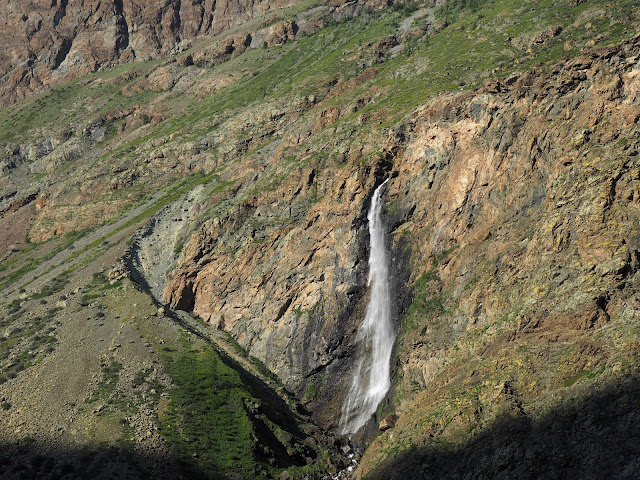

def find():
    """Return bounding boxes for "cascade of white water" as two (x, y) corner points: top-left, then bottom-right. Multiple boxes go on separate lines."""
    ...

(340, 178), (395, 436)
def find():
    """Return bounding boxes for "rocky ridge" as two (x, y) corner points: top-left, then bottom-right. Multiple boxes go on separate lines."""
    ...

(0, 0), (398, 105)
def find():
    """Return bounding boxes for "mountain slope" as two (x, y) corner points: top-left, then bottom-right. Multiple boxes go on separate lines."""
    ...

(1, 0), (640, 479)
(0, 0), (300, 105)
(359, 32), (640, 479)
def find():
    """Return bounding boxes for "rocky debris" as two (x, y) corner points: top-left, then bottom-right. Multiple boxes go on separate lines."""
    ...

(0, 294), (182, 479)
(109, 261), (130, 283)
(513, 25), (563, 51)
(124, 185), (205, 301)
(190, 32), (253, 68)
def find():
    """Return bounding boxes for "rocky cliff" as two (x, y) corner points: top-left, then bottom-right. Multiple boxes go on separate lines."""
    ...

(359, 34), (640, 479)
(1, 0), (640, 478)
(162, 31), (640, 452)
(0, 0), (398, 105)
(0, 0), (296, 105)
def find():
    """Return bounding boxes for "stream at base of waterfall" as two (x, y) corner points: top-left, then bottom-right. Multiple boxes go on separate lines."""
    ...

(340, 179), (395, 436)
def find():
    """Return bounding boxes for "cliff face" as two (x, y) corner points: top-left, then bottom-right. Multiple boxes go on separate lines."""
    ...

(0, 0), (293, 105)
(2, 0), (640, 478)
(163, 33), (640, 443)
(0, 0), (399, 105)
(359, 37), (640, 478)
(163, 159), (401, 427)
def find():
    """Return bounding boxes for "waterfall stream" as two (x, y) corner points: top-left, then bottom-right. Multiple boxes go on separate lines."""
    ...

(340, 179), (395, 436)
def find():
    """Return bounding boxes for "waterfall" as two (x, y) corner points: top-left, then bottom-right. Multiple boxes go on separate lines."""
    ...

(340, 178), (395, 436)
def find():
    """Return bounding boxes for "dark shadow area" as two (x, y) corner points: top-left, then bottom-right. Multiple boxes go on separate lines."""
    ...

(365, 373), (640, 480)
(0, 440), (197, 480)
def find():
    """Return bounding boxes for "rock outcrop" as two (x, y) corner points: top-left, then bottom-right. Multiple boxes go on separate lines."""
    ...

(0, 0), (295, 105)
(163, 165), (389, 428)
(0, 0), (403, 105)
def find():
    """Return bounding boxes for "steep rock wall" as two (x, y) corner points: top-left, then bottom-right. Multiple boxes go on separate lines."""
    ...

(165, 34), (640, 441)
(164, 162), (403, 428)
(360, 35), (640, 478)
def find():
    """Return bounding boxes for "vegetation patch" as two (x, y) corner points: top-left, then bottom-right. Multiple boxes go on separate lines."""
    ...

(158, 341), (257, 479)
(87, 359), (124, 405)
(0, 311), (58, 385)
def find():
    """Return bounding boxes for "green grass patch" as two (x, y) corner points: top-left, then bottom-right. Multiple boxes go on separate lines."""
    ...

(158, 339), (257, 479)
(0, 313), (58, 385)
(88, 360), (123, 402)
(0, 60), (162, 144)
(563, 366), (606, 388)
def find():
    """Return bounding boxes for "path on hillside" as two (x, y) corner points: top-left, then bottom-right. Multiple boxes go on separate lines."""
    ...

(2, 189), (168, 302)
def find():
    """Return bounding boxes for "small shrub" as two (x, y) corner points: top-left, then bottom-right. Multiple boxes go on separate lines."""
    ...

(132, 370), (148, 388)
(21, 436), (35, 447)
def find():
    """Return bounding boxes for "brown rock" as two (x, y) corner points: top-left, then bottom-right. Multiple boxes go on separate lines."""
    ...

(0, 0), (294, 105)
(178, 54), (194, 67)
(379, 414), (398, 431)
(35, 195), (48, 210)
(266, 20), (298, 46)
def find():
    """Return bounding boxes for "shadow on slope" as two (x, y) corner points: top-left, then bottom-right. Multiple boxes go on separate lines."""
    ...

(0, 312), (335, 480)
(366, 373), (640, 480)
(0, 439), (196, 480)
